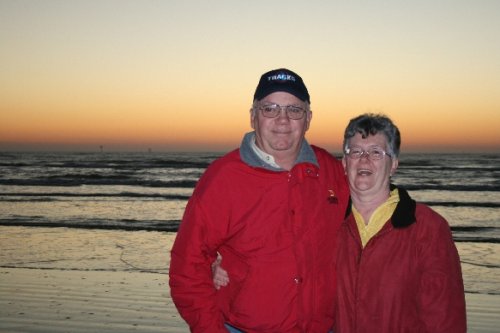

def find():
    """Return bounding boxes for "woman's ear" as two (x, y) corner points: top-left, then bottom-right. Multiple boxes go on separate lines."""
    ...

(342, 156), (347, 174)
(390, 158), (399, 176)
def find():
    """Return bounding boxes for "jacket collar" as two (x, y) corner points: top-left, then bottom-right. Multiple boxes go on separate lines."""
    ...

(239, 131), (318, 171)
(344, 185), (417, 228)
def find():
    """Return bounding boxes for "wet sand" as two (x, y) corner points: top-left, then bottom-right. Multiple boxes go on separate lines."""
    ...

(0, 268), (188, 333)
(0, 226), (498, 332)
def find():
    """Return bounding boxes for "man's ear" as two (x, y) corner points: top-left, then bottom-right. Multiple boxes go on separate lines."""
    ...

(305, 110), (312, 131)
(250, 108), (256, 129)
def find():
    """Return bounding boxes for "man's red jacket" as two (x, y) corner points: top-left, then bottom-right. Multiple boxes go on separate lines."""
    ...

(169, 144), (349, 333)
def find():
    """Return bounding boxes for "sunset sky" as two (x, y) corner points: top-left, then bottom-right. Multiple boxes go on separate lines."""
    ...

(1, 0), (499, 153)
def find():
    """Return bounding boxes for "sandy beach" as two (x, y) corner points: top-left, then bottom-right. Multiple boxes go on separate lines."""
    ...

(0, 226), (189, 332)
(0, 226), (498, 333)
(0, 268), (188, 333)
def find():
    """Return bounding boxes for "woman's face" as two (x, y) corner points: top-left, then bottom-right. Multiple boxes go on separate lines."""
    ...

(342, 132), (398, 200)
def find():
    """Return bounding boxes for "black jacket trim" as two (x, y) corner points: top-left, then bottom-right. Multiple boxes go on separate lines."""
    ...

(344, 184), (417, 229)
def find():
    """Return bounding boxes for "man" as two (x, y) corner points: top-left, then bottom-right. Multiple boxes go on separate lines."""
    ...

(169, 68), (349, 332)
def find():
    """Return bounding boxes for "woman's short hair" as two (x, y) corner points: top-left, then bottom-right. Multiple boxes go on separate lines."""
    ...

(343, 113), (401, 158)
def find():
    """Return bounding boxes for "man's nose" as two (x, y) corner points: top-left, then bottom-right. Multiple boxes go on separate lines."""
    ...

(276, 107), (290, 121)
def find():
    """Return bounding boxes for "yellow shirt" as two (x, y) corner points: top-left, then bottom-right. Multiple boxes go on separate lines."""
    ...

(352, 188), (400, 248)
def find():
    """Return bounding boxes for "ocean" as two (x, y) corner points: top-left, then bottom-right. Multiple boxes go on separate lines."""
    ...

(0, 151), (499, 296)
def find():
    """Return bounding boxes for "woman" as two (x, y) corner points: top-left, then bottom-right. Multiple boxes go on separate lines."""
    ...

(336, 113), (466, 332)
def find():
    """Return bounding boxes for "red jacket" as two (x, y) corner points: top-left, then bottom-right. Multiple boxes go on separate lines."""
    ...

(169, 139), (349, 333)
(335, 187), (466, 333)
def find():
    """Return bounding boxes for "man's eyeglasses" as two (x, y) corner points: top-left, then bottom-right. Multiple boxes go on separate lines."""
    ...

(257, 103), (306, 120)
(345, 147), (392, 160)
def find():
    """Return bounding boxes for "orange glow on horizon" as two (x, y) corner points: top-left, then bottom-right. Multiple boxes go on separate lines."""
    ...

(1, 2), (499, 153)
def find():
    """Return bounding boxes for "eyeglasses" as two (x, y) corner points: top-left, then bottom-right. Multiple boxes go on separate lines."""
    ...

(345, 147), (392, 160)
(257, 103), (307, 120)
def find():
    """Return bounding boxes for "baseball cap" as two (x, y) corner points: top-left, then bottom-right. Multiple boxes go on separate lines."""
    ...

(253, 68), (310, 103)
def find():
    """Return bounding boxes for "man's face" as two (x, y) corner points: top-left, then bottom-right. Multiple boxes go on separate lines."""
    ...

(251, 91), (311, 157)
